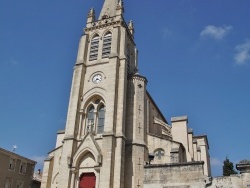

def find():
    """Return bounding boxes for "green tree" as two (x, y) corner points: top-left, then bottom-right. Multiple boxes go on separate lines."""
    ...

(223, 157), (237, 176)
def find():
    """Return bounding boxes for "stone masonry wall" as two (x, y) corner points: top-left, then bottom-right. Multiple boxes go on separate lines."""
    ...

(208, 173), (250, 188)
(207, 175), (241, 188)
(144, 162), (206, 188)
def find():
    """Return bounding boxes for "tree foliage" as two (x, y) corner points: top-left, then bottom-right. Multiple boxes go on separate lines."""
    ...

(223, 157), (237, 176)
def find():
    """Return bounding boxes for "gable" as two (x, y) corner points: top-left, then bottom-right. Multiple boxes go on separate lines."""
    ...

(72, 133), (102, 167)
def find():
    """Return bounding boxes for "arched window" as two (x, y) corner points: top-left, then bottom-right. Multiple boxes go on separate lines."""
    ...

(97, 105), (105, 134)
(154, 149), (164, 160)
(83, 99), (106, 135)
(87, 105), (95, 132)
(102, 33), (112, 58)
(89, 35), (99, 61)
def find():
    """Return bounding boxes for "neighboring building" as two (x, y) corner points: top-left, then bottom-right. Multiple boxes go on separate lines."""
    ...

(31, 169), (42, 188)
(41, 0), (211, 188)
(0, 147), (36, 188)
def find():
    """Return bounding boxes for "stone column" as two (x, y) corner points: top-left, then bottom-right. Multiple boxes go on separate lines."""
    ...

(70, 171), (76, 188)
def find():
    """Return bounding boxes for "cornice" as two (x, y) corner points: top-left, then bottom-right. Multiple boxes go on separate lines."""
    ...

(128, 74), (148, 83)
(84, 16), (135, 45)
(0, 147), (37, 164)
(125, 140), (147, 148)
(64, 135), (77, 141)
(144, 161), (204, 168)
(85, 18), (124, 32)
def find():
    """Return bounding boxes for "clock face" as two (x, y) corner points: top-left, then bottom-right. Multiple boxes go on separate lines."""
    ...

(92, 74), (102, 84)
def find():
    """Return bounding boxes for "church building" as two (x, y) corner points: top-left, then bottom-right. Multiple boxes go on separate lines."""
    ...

(41, 0), (211, 187)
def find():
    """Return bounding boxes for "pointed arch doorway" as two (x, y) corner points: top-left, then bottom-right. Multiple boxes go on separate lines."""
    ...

(79, 172), (96, 188)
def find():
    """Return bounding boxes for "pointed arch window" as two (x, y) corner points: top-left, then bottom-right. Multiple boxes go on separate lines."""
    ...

(83, 100), (106, 135)
(97, 105), (105, 134)
(89, 35), (99, 61)
(102, 33), (112, 58)
(87, 105), (95, 132)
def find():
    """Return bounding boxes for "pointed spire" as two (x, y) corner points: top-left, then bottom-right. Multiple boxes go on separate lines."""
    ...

(99, 0), (119, 20)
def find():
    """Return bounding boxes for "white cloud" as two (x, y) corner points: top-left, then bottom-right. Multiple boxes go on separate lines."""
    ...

(200, 25), (232, 40)
(210, 157), (222, 166)
(234, 40), (250, 65)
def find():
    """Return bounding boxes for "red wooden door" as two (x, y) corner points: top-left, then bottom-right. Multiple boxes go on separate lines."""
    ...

(79, 173), (96, 188)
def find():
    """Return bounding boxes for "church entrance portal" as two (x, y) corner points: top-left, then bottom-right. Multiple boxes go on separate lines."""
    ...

(79, 173), (96, 188)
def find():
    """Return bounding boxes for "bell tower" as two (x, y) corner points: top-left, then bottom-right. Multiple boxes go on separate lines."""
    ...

(41, 1), (212, 188)
(47, 0), (146, 187)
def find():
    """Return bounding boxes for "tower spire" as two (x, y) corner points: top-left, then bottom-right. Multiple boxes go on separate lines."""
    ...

(99, 0), (119, 20)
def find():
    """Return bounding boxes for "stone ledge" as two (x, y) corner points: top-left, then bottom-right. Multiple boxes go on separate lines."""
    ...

(171, 116), (188, 122)
(57, 130), (65, 134)
(44, 156), (54, 162)
(144, 161), (204, 168)
(236, 160), (250, 173)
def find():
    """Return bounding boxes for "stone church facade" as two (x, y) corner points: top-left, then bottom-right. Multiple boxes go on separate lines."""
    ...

(41, 0), (211, 187)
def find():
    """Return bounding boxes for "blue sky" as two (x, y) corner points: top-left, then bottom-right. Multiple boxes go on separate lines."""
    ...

(0, 0), (250, 176)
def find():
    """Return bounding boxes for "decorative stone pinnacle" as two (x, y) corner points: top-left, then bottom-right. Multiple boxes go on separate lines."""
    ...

(88, 8), (95, 18)
(128, 20), (134, 29)
(128, 20), (135, 37)
(87, 7), (96, 24)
